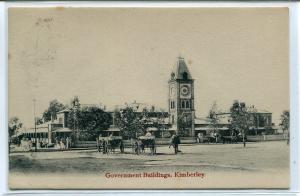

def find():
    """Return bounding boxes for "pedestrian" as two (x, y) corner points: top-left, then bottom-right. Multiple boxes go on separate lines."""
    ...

(169, 134), (180, 154)
(28, 138), (33, 151)
(60, 139), (65, 150)
(66, 137), (70, 149)
(134, 140), (140, 155)
(103, 140), (107, 154)
(120, 140), (124, 153)
(69, 137), (72, 148)
(197, 132), (203, 143)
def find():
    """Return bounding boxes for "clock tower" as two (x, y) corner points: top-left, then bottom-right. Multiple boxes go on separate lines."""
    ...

(168, 57), (195, 137)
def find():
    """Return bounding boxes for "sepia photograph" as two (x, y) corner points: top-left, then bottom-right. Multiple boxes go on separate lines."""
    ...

(8, 7), (289, 189)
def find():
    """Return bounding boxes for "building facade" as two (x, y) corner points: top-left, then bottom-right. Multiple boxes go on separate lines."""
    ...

(168, 57), (195, 136)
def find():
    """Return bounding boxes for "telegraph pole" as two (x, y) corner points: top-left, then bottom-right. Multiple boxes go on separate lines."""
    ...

(33, 99), (37, 152)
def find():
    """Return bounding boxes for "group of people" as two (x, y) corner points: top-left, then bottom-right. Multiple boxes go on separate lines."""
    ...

(196, 132), (221, 143)
(19, 138), (33, 151)
(15, 137), (49, 151)
(54, 137), (72, 150)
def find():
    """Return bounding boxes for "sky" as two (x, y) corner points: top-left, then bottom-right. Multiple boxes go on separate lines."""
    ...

(8, 8), (289, 128)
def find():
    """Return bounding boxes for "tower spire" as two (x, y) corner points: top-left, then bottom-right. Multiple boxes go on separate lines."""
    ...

(172, 56), (192, 80)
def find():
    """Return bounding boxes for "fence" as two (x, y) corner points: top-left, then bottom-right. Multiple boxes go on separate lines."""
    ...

(247, 134), (286, 142)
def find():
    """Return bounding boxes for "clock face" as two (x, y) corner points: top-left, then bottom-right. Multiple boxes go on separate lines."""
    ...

(180, 84), (191, 98)
(180, 85), (190, 96)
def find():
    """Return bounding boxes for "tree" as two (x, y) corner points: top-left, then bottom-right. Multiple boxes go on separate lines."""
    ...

(8, 117), (23, 137)
(151, 112), (168, 138)
(67, 97), (112, 141)
(68, 96), (81, 141)
(229, 100), (255, 147)
(143, 106), (168, 137)
(42, 99), (66, 122)
(178, 113), (193, 137)
(207, 101), (220, 135)
(279, 110), (289, 144)
(115, 105), (148, 139)
(77, 106), (112, 140)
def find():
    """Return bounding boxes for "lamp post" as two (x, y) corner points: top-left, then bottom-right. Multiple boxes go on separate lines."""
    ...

(33, 99), (37, 152)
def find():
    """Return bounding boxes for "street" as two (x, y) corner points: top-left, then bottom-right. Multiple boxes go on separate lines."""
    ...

(9, 141), (289, 189)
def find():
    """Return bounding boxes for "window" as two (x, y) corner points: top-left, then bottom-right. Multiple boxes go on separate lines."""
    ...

(170, 101), (175, 109)
(59, 117), (63, 124)
(181, 100), (185, 108)
(186, 100), (190, 108)
(180, 100), (191, 109)
(172, 115), (175, 124)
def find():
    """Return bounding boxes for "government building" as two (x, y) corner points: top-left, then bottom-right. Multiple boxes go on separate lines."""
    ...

(22, 57), (276, 144)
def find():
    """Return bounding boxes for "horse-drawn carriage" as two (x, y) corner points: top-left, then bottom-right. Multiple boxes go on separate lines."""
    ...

(98, 125), (124, 154)
(132, 135), (156, 155)
(221, 135), (246, 144)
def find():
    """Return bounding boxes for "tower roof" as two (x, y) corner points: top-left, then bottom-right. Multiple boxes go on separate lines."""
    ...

(171, 57), (192, 80)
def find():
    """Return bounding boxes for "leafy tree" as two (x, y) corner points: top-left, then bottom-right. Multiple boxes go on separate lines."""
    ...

(67, 96), (112, 141)
(68, 96), (81, 141)
(115, 105), (148, 139)
(151, 112), (168, 137)
(42, 99), (66, 122)
(207, 101), (220, 134)
(178, 113), (193, 137)
(143, 107), (168, 137)
(77, 106), (112, 140)
(229, 100), (255, 147)
(8, 117), (23, 137)
(279, 110), (290, 144)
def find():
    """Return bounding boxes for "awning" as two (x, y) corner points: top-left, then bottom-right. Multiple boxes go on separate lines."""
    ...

(24, 127), (48, 133)
(147, 127), (159, 132)
(195, 127), (229, 131)
(52, 127), (73, 133)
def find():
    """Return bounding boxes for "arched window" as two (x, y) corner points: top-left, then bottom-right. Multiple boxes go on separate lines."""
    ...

(170, 101), (175, 109)
(181, 100), (185, 108)
(186, 100), (190, 108)
(182, 72), (188, 80)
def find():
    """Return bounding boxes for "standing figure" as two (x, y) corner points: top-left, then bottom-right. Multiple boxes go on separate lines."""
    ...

(134, 140), (140, 155)
(119, 140), (124, 153)
(169, 134), (180, 154)
(102, 140), (107, 154)
(197, 132), (203, 143)
(66, 137), (70, 149)
(28, 138), (33, 151)
(60, 139), (65, 150)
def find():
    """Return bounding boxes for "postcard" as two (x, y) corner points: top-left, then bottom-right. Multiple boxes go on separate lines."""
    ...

(8, 7), (289, 189)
